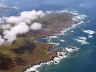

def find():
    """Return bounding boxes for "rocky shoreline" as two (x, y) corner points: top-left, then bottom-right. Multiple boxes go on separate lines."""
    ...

(24, 10), (87, 72)
(0, 10), (86, 72)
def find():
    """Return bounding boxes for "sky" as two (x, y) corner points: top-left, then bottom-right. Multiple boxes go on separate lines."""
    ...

(0, 0), (96, 10)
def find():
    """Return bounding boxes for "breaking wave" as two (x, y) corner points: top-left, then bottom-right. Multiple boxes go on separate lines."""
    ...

(22, 9), (87, 72)
(0, 9), (87, 45)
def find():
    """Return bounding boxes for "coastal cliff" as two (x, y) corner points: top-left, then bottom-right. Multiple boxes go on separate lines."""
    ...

(0, 10), (82, 72)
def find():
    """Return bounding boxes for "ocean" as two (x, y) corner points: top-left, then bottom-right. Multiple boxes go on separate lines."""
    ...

(39, 18), (96, 72)
(0, 0), (96, 72)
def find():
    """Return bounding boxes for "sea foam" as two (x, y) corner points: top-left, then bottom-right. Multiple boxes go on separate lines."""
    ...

(83, 30), (95, 35)
(25, 46), (80, 72)
(24, 10), (86, 72)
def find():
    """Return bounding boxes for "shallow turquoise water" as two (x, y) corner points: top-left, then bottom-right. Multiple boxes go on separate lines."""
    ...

(39, 22), (96, 72)
(0, 0), (96, 72)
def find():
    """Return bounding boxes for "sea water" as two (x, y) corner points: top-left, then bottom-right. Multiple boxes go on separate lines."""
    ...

(39, 20), (96, 72)
(0, 0), (96, 72)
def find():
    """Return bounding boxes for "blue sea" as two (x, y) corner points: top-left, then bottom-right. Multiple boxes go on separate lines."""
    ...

(0, 0), (96, 72)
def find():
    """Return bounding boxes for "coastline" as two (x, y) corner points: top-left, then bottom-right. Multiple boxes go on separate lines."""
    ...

(24, 11), (87, 72)
(0, 9), (87, 72)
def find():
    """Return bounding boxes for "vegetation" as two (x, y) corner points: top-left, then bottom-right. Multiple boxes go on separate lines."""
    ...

(0, 12), (79, 72)
(0, 37), (56, 72)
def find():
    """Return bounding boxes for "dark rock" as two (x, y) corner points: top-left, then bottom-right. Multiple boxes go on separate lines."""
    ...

(0, 53), (15, 70)
(12, 41), (36, 54)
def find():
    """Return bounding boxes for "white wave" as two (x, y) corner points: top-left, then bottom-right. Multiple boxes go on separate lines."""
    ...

(70, 30), (74, 33)
(24, 10), (86, 72)
(83, 30), (95, 35)
(65, 47), (79, 53)
(74, 36), (89, 45)
(72, 14), (87, 22)
(25, 64), (41, 72)
(55, 43), (60, 46)
(25, 46), (79, 72)
(0, 9), (87, 45)
(26, 11), (85, 72)
(88, 35), (93, 38)
(46, 60), (54, 65)
(25, 51), (68, 72)
(0, 10), (87, 72)
(0, 9), (87, 72)
(60, 20), (84, 35)
(48, 42), (60, 46)
(71, 12), (79, 16)
(78, 36), (87, 40)
(49, 35), (58, 38)
(75, 39), (89, 45)
(60, 39), (65, 42)
(53, 57), (61, 64)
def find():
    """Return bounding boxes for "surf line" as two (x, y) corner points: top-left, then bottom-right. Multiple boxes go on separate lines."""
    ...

(24, 10), (87, 72)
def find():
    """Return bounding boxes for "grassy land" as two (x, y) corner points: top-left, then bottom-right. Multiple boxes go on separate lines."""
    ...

(0, 37), (56, 72)
(0, 12), (77, 72)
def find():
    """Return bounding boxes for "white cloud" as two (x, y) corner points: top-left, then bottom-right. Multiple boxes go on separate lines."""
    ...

(20, 10), (45, 20)
(3, 22), (29, 43)
(30, 22), (42, 30)
(20, 10), (38, 20)
(0, 35), (5, 45)
(4, 31), (16, 43)
(6, 16), (24, 24)
(79, 2), (96, 9)
(0, 3), (19, 10)
(0, 10), (46, 43)
(0, 3), (8, 8)
(12, 22), (29, 34)
(1, 24), (11, 29)
(0, 9), (85, 45)
(5, 10), (45, 25)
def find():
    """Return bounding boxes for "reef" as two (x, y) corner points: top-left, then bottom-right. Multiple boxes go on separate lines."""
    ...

(0, 11), (81, 72)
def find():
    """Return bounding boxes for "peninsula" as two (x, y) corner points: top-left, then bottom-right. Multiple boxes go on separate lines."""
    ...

(0, 10), (83, 72)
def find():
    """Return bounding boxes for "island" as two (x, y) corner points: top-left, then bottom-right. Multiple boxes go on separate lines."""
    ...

(0, 10), (82, 72)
